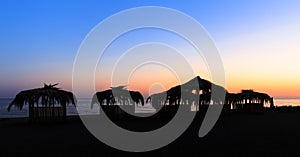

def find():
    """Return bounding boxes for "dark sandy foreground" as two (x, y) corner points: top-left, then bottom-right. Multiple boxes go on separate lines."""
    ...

(1, 112), (300, 157)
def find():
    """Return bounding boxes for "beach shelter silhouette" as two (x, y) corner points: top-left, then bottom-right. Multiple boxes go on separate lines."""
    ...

(8, 83), (76, 122)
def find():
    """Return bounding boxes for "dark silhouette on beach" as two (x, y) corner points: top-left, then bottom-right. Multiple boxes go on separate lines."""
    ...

(4, 77), (300, 156)
(7, 83), (76, 122)
(91, 86), (144, 107)
(91, 86), (145, 123)
(90, 76), (277, 131)
(225, 89), (274, 113)
(90, 76), (225, 131)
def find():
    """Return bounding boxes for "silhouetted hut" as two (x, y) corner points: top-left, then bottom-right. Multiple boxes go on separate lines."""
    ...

(231, 90), (273, 113)
(8, 84), (76, 122)
(91, 86), (145, 120)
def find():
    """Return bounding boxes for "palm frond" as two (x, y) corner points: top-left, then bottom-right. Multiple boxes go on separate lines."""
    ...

(8, 84), (76, 111)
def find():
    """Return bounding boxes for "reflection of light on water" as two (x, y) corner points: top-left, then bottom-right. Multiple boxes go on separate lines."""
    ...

(135, 103), (156, 113)
(58, 98), (300, 116)
(68, 99), (98, 115)
(71, 100), (156, 115)
(274, 99), (300, 107)
(191, 104), (197, 111)
(1, 98), (300, 118)
(54, 98), (300, 116)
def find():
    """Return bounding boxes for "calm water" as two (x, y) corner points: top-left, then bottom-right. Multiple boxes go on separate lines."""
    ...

(0, 98), (155, 118)
(0, 98), (299, 118)
(274, 99), (300, 107)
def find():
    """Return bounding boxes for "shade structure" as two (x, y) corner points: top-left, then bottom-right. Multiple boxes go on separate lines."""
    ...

(225, 90), (273, 113)
(8, 83), (76, 121)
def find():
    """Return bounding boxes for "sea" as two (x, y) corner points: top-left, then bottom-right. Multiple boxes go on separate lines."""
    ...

(0, 98), (299, 118)
(0, 98), (156, 118)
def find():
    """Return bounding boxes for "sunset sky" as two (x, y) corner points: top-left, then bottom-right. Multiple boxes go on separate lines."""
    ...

(0, 0), (299, 98)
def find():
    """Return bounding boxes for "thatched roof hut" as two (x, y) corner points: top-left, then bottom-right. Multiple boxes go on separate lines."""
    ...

(8, 83), (76, 121)
(238, 90), (272, 105)
(226, 89), (274, 113)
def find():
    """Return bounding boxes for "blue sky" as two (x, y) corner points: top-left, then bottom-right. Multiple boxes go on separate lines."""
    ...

(1, 0), (300, 98)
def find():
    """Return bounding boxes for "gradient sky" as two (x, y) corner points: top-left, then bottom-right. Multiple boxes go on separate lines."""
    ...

(0, 0), (299, 98)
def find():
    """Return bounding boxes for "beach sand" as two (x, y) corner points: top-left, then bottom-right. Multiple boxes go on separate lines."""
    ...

(1, 112), (300, 156)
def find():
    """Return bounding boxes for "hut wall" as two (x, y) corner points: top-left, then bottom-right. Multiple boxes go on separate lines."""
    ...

(234, 103), (264, 113)
(30, 106), (66, 121)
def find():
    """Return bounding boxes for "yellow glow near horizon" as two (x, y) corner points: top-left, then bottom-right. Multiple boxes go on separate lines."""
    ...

(220, 22), (300, 98)
(69, 17), (300, 99)
(127, 64), (181, 97)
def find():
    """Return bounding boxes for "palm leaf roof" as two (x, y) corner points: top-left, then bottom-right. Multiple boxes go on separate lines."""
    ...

(8, 84), (76, 111)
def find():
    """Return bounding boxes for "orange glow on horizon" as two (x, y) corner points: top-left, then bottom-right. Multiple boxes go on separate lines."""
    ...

(92, 69), (300, 99)
(226, 76), (300, 98)
(94, 63), (182, 97)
